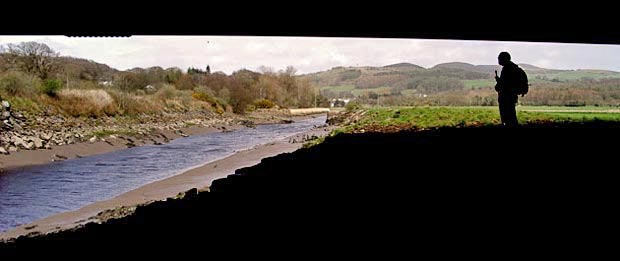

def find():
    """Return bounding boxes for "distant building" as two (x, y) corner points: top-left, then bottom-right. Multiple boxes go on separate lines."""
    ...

(99, 81), (113, 87)
(330, 98), (351, 108)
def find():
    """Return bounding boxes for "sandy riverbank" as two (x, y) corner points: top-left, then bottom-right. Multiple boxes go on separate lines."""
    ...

(0, 114), (334, 240)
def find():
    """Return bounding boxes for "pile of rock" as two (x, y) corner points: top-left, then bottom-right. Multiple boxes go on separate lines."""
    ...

(1, 107), (238, 155)
(0, 99), (26, 131)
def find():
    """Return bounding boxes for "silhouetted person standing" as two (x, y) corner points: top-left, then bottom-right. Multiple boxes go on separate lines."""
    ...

(495, 52), (520, 127)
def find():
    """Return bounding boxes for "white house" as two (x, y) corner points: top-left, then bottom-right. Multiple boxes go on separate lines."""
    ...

(330, 98), (352, 107)
(99, 81), (113, 87)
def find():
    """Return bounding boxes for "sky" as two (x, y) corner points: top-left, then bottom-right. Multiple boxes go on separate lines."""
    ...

(1, 35), (619, 74)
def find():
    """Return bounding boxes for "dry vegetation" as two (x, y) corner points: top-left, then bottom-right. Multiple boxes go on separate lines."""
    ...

(0, 42), (329, 121)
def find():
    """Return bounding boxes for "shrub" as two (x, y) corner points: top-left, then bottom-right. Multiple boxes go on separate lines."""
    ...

(345, 100), (362, 112)
(0, 71), (39, 97)
(107, 89), (150, 116)
(42, 79), (62, 97)
(154, 84), (178, 101)
(55, 89), (117, 117)
(254, 99), (275, 109)
(192, 91), (215, 104)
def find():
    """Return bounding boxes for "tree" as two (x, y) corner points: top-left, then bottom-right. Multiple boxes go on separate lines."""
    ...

(1, 42), (61, 79)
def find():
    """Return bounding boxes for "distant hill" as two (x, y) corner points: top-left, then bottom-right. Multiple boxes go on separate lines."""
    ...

(518, 64), (563, 74)
(57, 56), (120, 81)
(301, 62), (620, 98)
(432, 62), (498, 74)
(383, 63), (425, 70)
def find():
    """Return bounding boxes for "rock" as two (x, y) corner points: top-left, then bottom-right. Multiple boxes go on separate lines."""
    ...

(33, 138), (43, 149)
(1, 111), (10, 120)
(8, 146), (18, 152)
(44, 143), (51, 149)
(11, 111), (26, 121)
(239, 120), (256, 128)
(89, 136), (97, 143)
(54, 154), (68, 160)
(23, 141), (34, 150)
(0, 147), (8, 155)
(13, 136), (26, 147)
(40, 132), (53, 141)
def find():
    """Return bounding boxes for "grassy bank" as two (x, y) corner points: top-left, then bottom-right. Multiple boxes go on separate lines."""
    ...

(331, 106), (620, 134)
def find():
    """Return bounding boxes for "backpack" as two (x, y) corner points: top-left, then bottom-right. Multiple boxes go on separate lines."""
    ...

(515, 66), (529, 96)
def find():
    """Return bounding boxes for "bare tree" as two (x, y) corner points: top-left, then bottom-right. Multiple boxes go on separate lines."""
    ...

(1, 42), (60, 79)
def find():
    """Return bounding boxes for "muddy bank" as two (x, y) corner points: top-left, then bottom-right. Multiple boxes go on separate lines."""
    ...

(0, 121), (334, 240)
(0, 122), (242, 172)
(0, 111), (327, 173)
(1, 121), (616, 253)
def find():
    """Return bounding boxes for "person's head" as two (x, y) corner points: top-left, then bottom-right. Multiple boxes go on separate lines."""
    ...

(498, 52), (511, 66)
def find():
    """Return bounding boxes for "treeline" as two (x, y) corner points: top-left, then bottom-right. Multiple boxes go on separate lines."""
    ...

(0, 42), (327, 116)
(349, 78), (620, 107)
(111, 66), (328, 113)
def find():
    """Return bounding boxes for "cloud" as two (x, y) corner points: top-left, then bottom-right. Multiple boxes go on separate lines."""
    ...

(1, 35), (619, 74)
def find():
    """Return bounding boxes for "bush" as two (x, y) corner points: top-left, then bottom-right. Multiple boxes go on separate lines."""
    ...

(42, 79), (62, 97)
(0, 71), (39, 97)
(54, 89), (117, 117)
(345, 100), (362, 112)
(192, 91), (215, 104)
(191, 87), (226, 114)
(107, 89), (151, 116)
(254, 99), (275, 109)
(154, 84), (179, 101)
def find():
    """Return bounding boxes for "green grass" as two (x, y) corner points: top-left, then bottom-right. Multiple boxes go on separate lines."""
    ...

(530, 70), (620, 82)
(351, 86), (392, 97)
(319, 85), (356, 92)
(3, 96), (44, 115)
(463, 79), (495, 89)
(519, 105), (619, 112)
(337, 106), (620, 133)
(400, 89), (418, 96)
(320, 85), (393, 97)
(537, 112), (620, 121)
(303, 106), (620, 148)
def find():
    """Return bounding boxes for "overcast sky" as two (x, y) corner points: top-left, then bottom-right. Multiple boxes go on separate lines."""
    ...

(1, 35), (619, 74)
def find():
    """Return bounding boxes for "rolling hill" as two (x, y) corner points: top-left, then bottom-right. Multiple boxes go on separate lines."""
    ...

(302, 62), (620, 98)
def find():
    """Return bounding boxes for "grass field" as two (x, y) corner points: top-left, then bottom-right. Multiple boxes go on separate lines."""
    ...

(320, 86), (394, 97)
(530, 70), (620, 82)
(463, 79), (495, 89)
(319, 85), (356, 93)
(351, 86), (393, 97)
(336, 106), (620, 133)
(518, 105), (620, 112)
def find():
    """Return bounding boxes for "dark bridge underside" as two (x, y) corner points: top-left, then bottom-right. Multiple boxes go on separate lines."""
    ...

(2, 122), (617, 255)
(8, 4), (620, 45)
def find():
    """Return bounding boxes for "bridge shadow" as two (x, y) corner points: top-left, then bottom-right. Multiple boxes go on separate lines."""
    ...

(2, 121), (618, 255)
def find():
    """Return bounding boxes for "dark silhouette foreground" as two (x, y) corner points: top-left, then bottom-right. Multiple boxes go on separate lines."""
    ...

(1, 121), (617, 257)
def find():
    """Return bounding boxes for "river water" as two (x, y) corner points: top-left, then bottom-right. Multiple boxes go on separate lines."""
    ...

(0, 115), (326, 233)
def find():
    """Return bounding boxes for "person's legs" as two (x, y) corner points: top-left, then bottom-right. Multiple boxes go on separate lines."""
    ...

(499, 96), (518, 127)
(504, 101), (518, 127)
